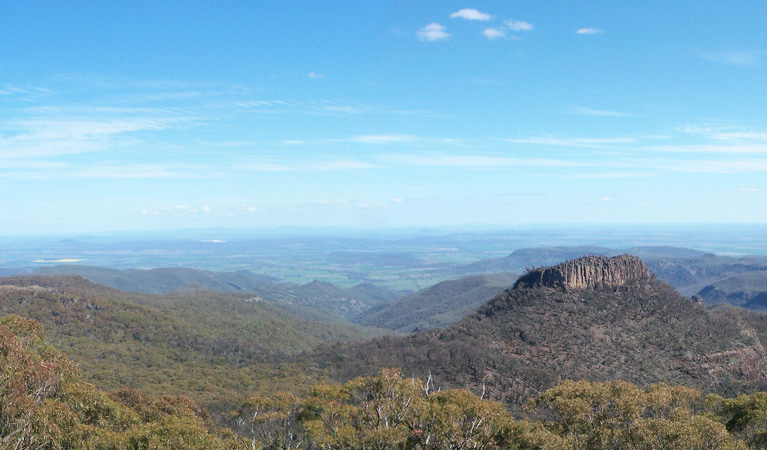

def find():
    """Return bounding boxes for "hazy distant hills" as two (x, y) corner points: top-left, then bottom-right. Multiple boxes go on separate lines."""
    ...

(456, 245), (615, 274)
(33, 265), (402, 319)
(25, 244), (767, 326)
(309, 255), (767, 405)
(35, 264), (277, 294)
(696, 270), (767, 309)
(8, 253), (767, 415)
(0, 267), (33, 277)
(455, 245), (767, 301)
(454, 245), (711, 276)
(0, 275), (380, 409)
(355, 272), (518, 333)
(645, 254), (767, 296)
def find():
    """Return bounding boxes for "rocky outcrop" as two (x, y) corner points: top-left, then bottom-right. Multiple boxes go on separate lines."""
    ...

(513, 254), (649, 291)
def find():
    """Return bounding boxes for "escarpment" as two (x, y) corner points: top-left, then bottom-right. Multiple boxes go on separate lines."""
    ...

(513, 254), (649, 291)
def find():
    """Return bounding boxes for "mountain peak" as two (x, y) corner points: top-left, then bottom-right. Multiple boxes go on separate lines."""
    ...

(513, 254), (649, 291)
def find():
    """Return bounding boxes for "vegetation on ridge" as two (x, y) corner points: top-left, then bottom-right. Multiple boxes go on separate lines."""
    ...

(307, 271), (767, 405)
(3, 317), (764, 450)
(0, 275), (377, 411)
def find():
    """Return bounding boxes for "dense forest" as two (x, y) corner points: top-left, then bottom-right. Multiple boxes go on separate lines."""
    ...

(3, 315), (767, 449)
(6, 255), (767, 448)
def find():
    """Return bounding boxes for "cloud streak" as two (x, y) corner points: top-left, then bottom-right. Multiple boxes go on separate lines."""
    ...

(450, 9), (492, 21)
(417, 23), (450, 42)
(567, 106), (630, 117)
(698, 49), (761, 66)
(505, 19), (533, 31)
(576, 28), (603, 35)
(483, 28), (506, 39)
(385, 153), (590, 168)
(505, 136), (637, 148)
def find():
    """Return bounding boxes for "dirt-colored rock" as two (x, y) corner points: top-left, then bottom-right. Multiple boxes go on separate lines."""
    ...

(513, 254), (649, 291)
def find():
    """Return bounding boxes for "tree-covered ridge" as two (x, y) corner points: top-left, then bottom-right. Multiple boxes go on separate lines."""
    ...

(355, 272), (518, 333)
(5, 314), (767, 449)
(0, 314), (235, 449)
(0, 275), (377, 410)
(308, 275), (767, 405)
(30, 265), (403, 319)
(227, 368), (767, 449)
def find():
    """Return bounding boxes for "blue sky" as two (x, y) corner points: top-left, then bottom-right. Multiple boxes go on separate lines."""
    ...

(2, 1), (767, 234)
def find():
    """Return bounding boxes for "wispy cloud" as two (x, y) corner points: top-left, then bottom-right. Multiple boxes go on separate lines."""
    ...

(144, 204), (212, 216)
(505, 19), (533, 32)
(653, 159), (767, 173)
(483, 28), (506, 40)
(643, 143), (767, 155)
(677, 125), (767, 142)
(385, 153), (589, 168)
(241, 160), (378, 172)
(698, 49), (761, 67)
(73, 163), (193, 179)
(0, 116), (186, 160)
(450, 9), (492, 21)
(348, 134), (417, 144)
(576, 28), (603, 35)
(308, 72), (324, 79)
(567, 106), (630, 117)
(417, 23), (450, 42)
(505, 136), (637, 148)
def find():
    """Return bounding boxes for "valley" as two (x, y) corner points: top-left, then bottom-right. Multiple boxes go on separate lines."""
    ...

(5, 247), (767, 448)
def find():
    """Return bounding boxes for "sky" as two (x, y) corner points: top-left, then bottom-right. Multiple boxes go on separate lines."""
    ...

(1, 1), (767, 235)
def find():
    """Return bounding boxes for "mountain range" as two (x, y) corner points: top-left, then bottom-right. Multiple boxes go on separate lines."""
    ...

(307, 255), (767, 406)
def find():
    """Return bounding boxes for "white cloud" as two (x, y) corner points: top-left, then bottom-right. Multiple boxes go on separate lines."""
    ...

(67, 164), (189, 179)
(505, 136), (637, 148)
(450, 9), (492, 21)
(698, 50), (761, 67)
(308, 72), (324, 79)
(418, 23), (450, 41)
(505, 19), (533, 31)
(0, 114), (189, 163)
(149, 205), (214, 216)
(241, 160), (378, 172)
(483, 28), (506, 39)
(348, 134), (416, 144)
(678, 125), (767, 143)
(386, 153), (589, 168)
(643, 143), (767, 155)
(738, 188), (760, 193)
(711, 132), (767, 141)
(568, 106), (630, 117)
(577, 28), (603, 35)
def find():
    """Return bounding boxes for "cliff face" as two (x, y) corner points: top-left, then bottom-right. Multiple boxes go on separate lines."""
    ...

(513, 254), (649, 291)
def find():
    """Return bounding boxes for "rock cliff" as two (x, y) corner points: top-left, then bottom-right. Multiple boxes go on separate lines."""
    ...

(513, 254), (649, 291)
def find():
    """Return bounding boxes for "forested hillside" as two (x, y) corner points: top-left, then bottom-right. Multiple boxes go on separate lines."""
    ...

(0, 275), (377, 410)
(308, 256), (767, 406)
(33, 265), (403, 319)
(356, 272), (517, 332)
(2, 319), (762, 449)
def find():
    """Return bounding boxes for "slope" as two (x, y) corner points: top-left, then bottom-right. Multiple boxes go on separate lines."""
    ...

(0, 275), (374, 409)
(308, 255), (767, 406)
(696, 270), (767, 309)
(33, 264), (402, 319)
(355, 272), (518, 332)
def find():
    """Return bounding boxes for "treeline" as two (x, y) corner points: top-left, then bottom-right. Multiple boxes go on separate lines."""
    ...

(231, 369), (762, 450)
(4, 314), (767, 449)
